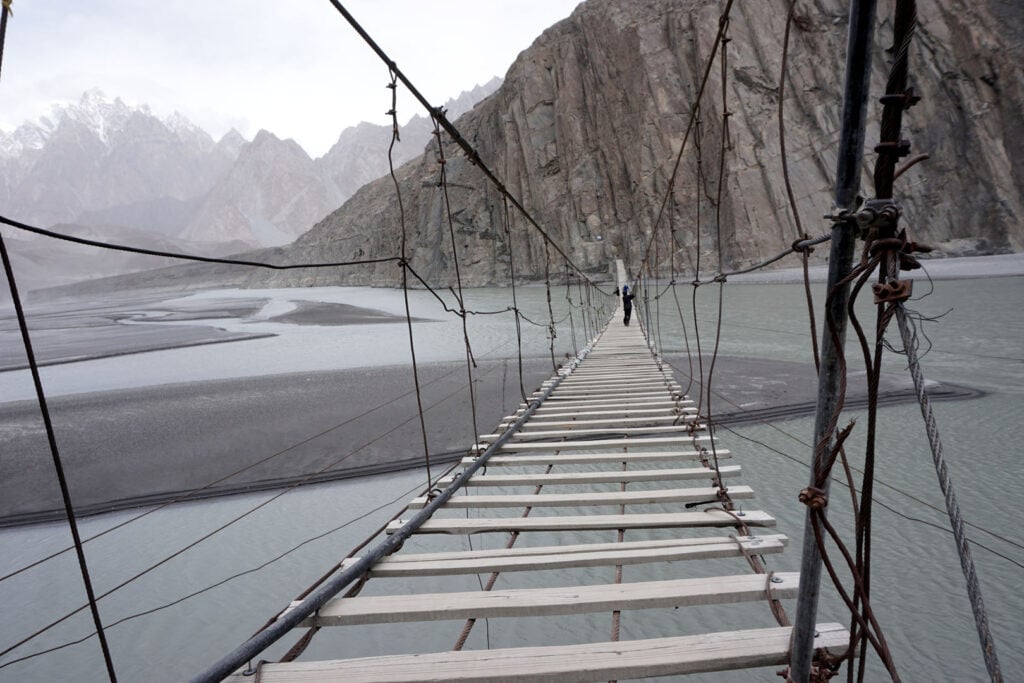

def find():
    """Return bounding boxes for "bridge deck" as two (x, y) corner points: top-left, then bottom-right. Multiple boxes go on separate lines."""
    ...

(226, 265), (845, 681)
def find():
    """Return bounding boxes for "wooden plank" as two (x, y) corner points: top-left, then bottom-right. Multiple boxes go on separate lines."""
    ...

(386, 509), (774, 534)
(478, 435), (713, 451)
(546, 379), (678, 389)
(444, 464), (738, 486)
(408, 485), (754, 508)
(532, 398), (691, 411)
(541, 393), (685, 403)
(522, 407), (697, 420)
(515, 414), (698, 429)
(230, 624), (848, 682)
(460, 449), (731, 467)
(349, 534), (787, 576)
(479, 424), (706, 441)
(299, 572), (799, 626)
(546, 387), (681, 397)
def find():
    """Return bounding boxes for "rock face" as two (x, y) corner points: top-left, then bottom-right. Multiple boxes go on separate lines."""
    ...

(263, 0), (1023, 289)
(316, 78), (503, 203)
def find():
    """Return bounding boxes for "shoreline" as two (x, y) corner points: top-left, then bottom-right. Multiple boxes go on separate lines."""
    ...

(724, 251), (1024, 284)
(0, 355), (982, 528)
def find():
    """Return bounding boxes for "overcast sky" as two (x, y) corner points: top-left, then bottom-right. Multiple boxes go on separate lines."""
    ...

(0, 0), (582, 157)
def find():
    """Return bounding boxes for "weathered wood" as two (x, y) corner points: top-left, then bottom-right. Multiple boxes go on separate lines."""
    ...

(299, 572), (799, 626)
(531, 398), (692, 411)
(521, 407), (697, 420)
(386, 509), (774, 534)
(479, 424), (706, 441)
(514, 414), (698, 429)
(408, 485), (754, 508)
(346, 535), (787, 576)
(442, 464), (738, 487)
(227, 624), (848, 682)
(544, 382), (679, 393)
(476, 435), (714, 452)
(544, 387), (682, 397)
(460, 449), (731, 467)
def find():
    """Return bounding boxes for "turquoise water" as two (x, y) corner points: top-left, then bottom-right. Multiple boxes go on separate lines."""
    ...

(0, 277), (1021, 681)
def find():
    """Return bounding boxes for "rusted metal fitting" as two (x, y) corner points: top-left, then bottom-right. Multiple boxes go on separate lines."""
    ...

(868, 236), (905, 257)
(874, 139), (912, 157)
(880, 87), (921, 109)
(855, 199), (901, 235)
(872, 278), (913, 304)
(798, 486), (828, 510)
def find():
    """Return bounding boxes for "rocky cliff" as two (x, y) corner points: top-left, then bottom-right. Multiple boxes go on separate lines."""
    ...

(261, 0), (1023, 289)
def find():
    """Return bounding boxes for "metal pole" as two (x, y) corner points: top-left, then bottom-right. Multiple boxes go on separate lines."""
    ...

(789, 0), (878, 680)
(190, 343), (592, 682)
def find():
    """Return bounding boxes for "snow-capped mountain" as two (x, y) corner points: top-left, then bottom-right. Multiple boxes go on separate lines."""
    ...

(0, 82), (503, 294)
(0, 89), (243, 228)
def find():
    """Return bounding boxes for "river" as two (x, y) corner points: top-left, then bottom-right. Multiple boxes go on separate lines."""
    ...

(0, 273), (1021, 681)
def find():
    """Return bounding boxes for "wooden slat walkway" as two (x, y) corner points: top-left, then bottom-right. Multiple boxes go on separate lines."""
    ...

(225, 261), (845, 681)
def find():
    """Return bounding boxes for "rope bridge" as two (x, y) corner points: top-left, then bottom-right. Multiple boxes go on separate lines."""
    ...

(0, 0), (1005, 680)
(197, 261), (847, 682)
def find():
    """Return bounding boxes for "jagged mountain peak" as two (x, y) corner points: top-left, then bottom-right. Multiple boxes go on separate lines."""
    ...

(0, 89), (222, 158)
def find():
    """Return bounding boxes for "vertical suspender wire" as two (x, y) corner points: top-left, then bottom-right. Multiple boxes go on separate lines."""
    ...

(653, 216), (665, 356)
(778, 0), (821, 373)
(576, 269), (590, 342)
(690, 111), (707, 419)
(564, 263), (579, 358)
(668, 187), (696, 399)
(543, 241), (557, 371)
(432, 118), (480, 444)
(0, 233), (118, 683)
(851, 249), (895, 681)
(501, 197), (528, 404)
(847, 0), (914, 675)
(702, 18), (731, 498)
(387, 71), (434, 491)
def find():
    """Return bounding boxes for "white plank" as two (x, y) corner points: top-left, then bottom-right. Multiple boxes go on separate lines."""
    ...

(479, 424), (706, 441)
(461, 449), (730, 466)
(408, 485), (754, 508)
(546, 387), (681, 397)
(522, 407), (697, 420)
(386, 509), (774, 534)
(546, 379), (679, 390)
(350, 534), (787, 576)
(532, 399), (690, 411)
(231, 624), (848, 682)
(445, 464), (738, 486)
(479, 435), (713, 451)
(299, 572), (798, 626)
(515, 414), (698, 428)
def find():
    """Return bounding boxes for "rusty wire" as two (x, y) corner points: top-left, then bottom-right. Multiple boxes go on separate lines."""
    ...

(432, 115), (481, 445)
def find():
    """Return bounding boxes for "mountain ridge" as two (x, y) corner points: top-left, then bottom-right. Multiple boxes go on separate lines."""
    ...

(1, 80), (503, 296)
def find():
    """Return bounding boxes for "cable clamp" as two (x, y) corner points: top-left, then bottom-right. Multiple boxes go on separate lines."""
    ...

(872, 278), (913, 304)
(880, 87), (921, 110)
(798, 486), (828, 510)
(873, 138), (912, 158)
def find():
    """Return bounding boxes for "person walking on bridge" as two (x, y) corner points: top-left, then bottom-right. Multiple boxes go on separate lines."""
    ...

(622, 285), (635, 326)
